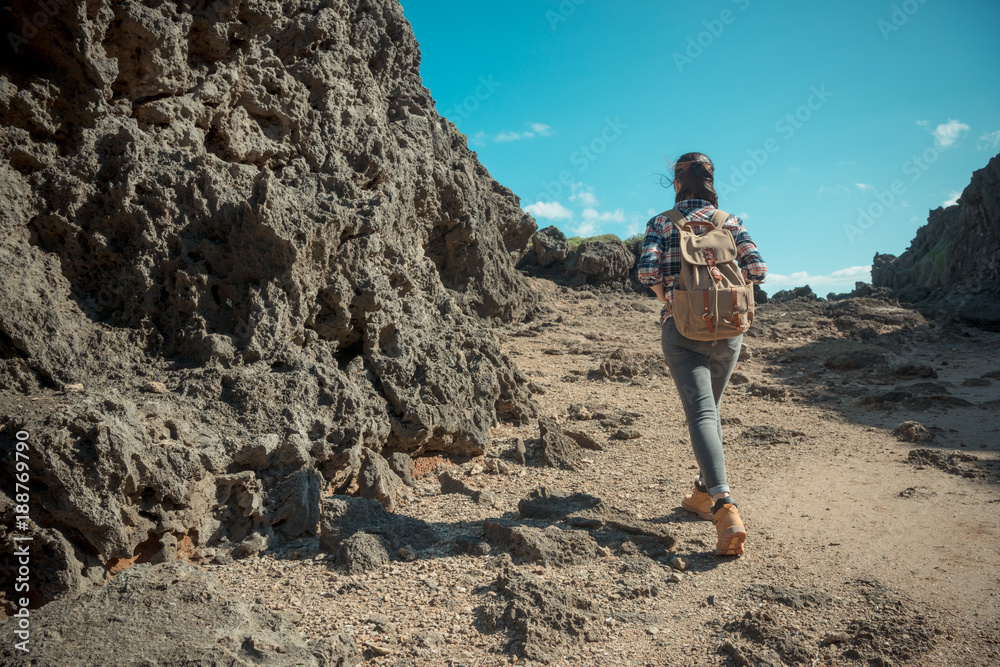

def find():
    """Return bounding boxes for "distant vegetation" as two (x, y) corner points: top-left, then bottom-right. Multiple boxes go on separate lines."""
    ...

(565, 232), (644, 250)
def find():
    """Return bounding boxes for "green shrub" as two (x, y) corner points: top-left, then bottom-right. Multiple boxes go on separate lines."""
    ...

(565, 233), (622, 250)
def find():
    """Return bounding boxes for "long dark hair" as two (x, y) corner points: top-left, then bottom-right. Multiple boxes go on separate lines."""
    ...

(671, 152), (718, 207)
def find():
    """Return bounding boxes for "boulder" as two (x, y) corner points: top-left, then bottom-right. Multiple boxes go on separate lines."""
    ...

(532, 226), (570, 268)
(0, 0), (540, 601)
(564, 240), (634, 286)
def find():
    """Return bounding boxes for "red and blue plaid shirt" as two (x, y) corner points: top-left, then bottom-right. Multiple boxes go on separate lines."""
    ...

(637, 199), (767, 326)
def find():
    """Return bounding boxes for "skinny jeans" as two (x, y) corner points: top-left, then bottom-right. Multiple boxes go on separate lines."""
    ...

(660, 317), (742, 496)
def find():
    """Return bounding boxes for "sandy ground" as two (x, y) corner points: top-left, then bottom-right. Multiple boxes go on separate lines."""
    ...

(215, 277), (1000, 666)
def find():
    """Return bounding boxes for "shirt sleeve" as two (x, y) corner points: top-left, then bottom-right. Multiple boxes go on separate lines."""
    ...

(637, 217), (666, 286)
(727, 216), (767, 284)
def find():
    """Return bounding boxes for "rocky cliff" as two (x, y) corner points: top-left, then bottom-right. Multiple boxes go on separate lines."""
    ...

(872, 152), (1000, 329)
(0, 0), (540, 604)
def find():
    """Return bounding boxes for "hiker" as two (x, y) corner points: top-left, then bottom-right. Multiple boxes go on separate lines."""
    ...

(637, 152), (767, 556)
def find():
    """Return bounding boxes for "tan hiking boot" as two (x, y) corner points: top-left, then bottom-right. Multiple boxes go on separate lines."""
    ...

(713, 503), (747, 556)
(681, 486), (714, 521)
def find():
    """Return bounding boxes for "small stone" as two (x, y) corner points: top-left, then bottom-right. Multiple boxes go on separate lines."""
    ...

(669, 572), (683, 583)
(707, 595), (717, 605)
(892, 421), (933, 443)
(670, 556), (687, 571)
(614, 428), (641, 440)
(398, 545), (417, 562)
(729, 372), (750, 385)
(645, 626), (660, 635)
(564, 430), (604, 451)
(472, 489), (499, 507)
(597, 546), (613, 557)
(64, 383), (84, 392)
(823, 631), (851, 644)
(143, 381), (167, 393)
(363, 642), (393, 656)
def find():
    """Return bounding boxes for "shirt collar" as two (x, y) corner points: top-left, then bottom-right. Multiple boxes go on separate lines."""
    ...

(676, 198), (714, 210)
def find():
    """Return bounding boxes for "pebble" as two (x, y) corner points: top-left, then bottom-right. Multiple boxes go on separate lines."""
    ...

(669, 572), (683, 583)
(823, 631), (851, 644)
(143, 381), (167, 393)
(645, 625), (660, 635)
(670, 556), (687, 571)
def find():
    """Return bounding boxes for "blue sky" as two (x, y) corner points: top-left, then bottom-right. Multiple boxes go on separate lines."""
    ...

(399, 0), (1000, 294)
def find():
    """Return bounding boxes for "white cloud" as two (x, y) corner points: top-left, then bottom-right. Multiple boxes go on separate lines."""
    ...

(854, 183), (874, 193)
(524, 201), (573, 221)
(488, 122), (553, 143)
(915, 120), (930, 128)
(817, 185), (851, 197)
(570, 183), (598, 207)
(766, 265), (872, 293)
(582, 208), (626, 223)
(942, 191), (961, 207)
(977, 130), (1000, 151)
(494, 131), (525, 142)
(930, 119), (970, 148)
(737, 211), (751, 220)
(570, 220), (600, 237)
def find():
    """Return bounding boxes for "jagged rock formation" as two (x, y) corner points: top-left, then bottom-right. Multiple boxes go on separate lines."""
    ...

(770, 285), (817, 304)
(872, 152), (1000, 329)
(518, 227), (635, 290)
(0, 0), (540, 604)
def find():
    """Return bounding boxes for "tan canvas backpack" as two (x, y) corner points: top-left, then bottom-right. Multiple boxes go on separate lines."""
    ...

(666, 208), (754, 341)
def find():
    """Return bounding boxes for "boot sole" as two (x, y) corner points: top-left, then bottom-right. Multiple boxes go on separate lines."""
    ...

(681, 499), (714, 521)
(716, 529), (746, 556)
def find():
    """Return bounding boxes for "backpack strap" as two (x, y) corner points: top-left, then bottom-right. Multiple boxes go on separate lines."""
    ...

(709, 209), (730, 229)
(665, 209), (686, 225)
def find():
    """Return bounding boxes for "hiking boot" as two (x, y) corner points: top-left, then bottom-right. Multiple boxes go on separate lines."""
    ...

(713, 502), (746, 556)
(681, 483), (714, 521)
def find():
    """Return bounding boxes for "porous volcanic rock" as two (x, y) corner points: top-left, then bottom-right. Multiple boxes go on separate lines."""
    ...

(0, 0), (540, 604)
(872, 152), (1000, 329)
(564, 239), (634, 288)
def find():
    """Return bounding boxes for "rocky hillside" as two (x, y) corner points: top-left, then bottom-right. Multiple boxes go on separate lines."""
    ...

(872, 152), (1000, 329)
(0, 0), (541, 604)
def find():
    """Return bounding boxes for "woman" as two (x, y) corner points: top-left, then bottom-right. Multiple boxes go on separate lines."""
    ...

(637, 152), (767, 556)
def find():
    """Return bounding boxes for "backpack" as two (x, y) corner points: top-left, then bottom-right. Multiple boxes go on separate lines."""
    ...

(665, 208), (754, 341)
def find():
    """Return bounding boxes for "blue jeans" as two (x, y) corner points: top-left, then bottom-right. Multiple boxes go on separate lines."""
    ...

(660, 318), (742, 496)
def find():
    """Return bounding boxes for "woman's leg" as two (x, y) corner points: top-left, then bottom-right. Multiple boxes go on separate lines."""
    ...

(661, 320), (732, 496)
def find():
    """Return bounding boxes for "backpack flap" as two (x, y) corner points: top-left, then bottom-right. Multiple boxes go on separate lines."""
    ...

(679, 229), (738, 265)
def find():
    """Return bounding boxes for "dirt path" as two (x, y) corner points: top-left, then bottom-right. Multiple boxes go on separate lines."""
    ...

(217, 279), (1000, 666)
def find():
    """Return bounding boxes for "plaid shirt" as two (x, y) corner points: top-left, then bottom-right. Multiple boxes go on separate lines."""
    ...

(637, 199), (767, 326)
